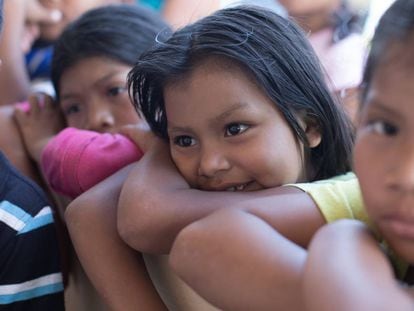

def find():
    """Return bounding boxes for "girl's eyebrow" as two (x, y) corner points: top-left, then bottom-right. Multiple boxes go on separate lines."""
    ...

(367, 99), (402, 119)
(60, 93), (77, 101)
(213, 102), (249, 123)
(168, 102), (250, 133)
(60, 70), (127, 100)
(92, 70), (127, 87)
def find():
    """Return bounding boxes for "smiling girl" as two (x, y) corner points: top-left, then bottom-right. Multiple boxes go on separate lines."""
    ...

(66, 5), (359, 310)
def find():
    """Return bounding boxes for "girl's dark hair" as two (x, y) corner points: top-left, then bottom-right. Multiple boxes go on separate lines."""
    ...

(331, 0), (365, 42)
(361, 0), (414, 103)
(51, 4), (170, 100)
(129, 5), (354, 181)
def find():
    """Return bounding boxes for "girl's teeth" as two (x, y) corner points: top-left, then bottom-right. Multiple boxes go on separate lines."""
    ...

(225, 184), (247, 191)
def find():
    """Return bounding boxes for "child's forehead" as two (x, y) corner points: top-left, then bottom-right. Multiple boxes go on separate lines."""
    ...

(386, 33), (414, 63)
(364, 39), (414, 113)
(165, 56), (256, 90)
(374, 37), (414, 80)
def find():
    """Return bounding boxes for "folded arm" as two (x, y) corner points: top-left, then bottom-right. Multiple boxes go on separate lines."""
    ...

(117, 140), (325, 254)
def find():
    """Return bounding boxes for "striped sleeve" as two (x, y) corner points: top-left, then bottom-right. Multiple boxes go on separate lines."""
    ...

(0, 199), (64, 309)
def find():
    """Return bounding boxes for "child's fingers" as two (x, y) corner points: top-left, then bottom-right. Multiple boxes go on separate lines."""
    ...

(120, 123), (151, 138)
(27, 94), (42, 113)
(120, 123), (157, 152)
(42, 94), (56, 110)
(119, 124), (137, 138)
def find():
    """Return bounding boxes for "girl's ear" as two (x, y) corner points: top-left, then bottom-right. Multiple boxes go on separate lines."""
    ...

(304, 117), (322, 148)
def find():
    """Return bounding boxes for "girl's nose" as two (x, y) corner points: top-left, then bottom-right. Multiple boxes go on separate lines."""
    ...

(386, 147), (414, 194)
(87, 107), (115, 133)
(197, 147), (231, 178)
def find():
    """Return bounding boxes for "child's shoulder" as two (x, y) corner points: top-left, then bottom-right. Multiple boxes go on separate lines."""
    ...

(286, 172), (372, 229)
(0, 151), (54, 231)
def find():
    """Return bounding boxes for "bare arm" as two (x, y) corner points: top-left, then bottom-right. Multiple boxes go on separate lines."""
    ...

(170, 207), (307, 311)
(65, 164), (167, 311)
(303, 220), (414, 311)
(117, 140), (325, 254)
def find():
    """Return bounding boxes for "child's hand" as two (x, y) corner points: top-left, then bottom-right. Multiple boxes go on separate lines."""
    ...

(119, 122), (157, 152)
(14, 93), (66, 164)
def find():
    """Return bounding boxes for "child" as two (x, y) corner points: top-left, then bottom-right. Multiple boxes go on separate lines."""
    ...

(101, 4), (368, 310)
(14, 4), (170, 311)
(14, 4), (170, 198)
(85, 5), (362, 310)
(279, 0), (367, 122)
(0, 1), (65, 309)
(303, 0), (414, 309)
(119, 4), (354, 253)
(66, 5), (366, 311)
(0, 151), (66, 310)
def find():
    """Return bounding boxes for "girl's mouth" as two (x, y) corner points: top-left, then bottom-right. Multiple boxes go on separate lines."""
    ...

(225, 182), (253, 192)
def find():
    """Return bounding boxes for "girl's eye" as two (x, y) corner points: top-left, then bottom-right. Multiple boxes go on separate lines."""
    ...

(369, 120), (398, 136)
(64, 104), (81, 116)
(173, 135), (196, 147)
(225, 123), (249, 137)
(107, 86), (127, 97)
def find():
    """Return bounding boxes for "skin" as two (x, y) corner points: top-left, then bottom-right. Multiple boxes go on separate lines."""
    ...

(303, 38), (414, 310)
(0, 0), (59, 105)
(165, 60), (319, 191)
(0, 0), (216, 105)
(14, 56), (142, 163)
(14, 56), (164, 309)
(65, 165), (167, 311)
(14, 94), (65, 163)
(117, 59), (323, 254)
(114, 59), (330, 310)
(0, 0), (131, 105)
(170, 208), (309, 311)
(59, 56), (140, 133)
(303, 220), (414, 311)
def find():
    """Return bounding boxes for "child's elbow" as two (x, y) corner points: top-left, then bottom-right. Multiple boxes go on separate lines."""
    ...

(117, 217), (150, 252)
(117, 201), (166, 254)
(65, 195), (94, 234)
(169, 224), (198, 276)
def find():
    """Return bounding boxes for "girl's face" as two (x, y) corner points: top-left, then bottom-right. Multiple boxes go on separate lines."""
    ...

(354, 42), (414, 263)
(164, 59), (321, 191)
(38, 0), (131, 41)
(59, 56), (140, 133)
